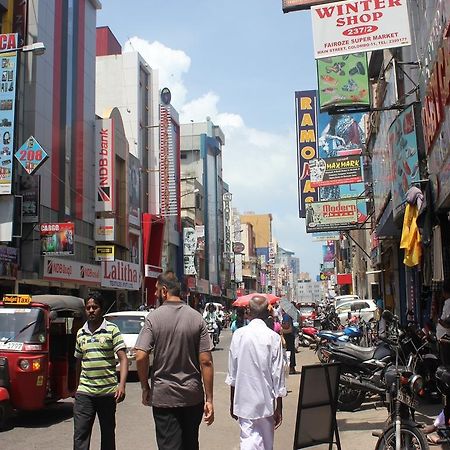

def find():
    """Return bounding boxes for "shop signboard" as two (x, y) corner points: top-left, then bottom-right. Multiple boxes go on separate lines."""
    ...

(282, 0), (340, 13)
(129, 232), (140, 265)
(305, 199), (359, 233)
(223, 193), (232, 260)
(0, 40), (17, 195)
(19, 174), (40, 223)
(296, 90), (319, 218)
(388, 104), (421, 218)
(310, 153), (363, 187)
(311, 0), (411, 59)
(128, 154), (141, 228)
(317, 52), (369, 111)
(43, 257), (100, 285)
(101, 259), (141, 290)
(196, 278), (210, 294)
(183, 227), (197, 276)
(95, 118), (114, 212)
(313, 231), (340, 241)
(95, 245), (115, 262)
(94, 218), (115, 242)
(0, 245), (17, 278)
(195, 225), (205, 252)
(184, 255), (196, 276)
(235, 253), (243, 283)
(40, 222), (74, 256)
(15, 136), (48, 175)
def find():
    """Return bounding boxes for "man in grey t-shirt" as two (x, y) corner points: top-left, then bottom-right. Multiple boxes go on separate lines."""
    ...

(135, 271), (214, 450)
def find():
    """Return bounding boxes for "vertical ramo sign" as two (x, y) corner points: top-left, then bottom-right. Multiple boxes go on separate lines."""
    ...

(296, 90), (319, 218)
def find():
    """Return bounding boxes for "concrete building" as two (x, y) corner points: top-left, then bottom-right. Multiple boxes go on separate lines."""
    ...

(297, 280), (324, 303)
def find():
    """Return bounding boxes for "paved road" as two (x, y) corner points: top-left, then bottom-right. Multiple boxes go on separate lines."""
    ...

(1, 328), (441, 449)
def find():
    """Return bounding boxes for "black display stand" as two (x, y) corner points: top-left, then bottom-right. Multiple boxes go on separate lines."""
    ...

(293, 363), (341, 450)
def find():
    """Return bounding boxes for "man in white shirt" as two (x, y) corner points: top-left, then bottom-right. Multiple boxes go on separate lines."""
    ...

(436, 281), (450, 341)
(226, 295), (287, 450)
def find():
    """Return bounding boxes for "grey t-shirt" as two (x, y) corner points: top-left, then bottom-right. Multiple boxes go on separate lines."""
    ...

(135, 301), (212, 408)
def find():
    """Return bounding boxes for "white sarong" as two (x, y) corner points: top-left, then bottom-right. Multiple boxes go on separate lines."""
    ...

(239, 416), (275, 450)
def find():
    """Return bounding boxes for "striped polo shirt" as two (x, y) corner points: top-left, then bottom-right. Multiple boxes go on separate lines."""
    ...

(74, 319), (126, 395)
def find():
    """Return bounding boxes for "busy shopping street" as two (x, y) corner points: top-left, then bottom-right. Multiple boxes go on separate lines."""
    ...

(0, 0), (450, 449)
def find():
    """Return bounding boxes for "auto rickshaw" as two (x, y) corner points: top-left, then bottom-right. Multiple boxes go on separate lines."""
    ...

(0, 294), (86, 429)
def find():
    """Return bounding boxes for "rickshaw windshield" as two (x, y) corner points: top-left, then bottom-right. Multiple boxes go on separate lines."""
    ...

(0, 307), (46, 344)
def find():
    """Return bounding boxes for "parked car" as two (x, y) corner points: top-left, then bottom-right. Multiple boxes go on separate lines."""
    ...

(104, 311), (152, 372)
(334, 294), (360, 308)
(335, 299), (378, 325)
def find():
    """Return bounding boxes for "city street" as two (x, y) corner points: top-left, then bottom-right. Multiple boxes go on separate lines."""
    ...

(0, 328), (442, 449)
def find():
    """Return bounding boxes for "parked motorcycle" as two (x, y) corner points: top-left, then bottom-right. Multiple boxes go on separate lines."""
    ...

(297, 326), (318, 349)
(315, 325), (363, 363)
(375, 311), (427, 450)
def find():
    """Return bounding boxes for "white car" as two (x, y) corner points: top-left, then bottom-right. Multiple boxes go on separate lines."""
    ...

(104, 311), (152, 372)
(335, 299), (378, 325)
(334, 295), (360, 308)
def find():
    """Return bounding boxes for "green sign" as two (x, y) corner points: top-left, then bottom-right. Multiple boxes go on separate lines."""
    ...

(317, 52), (370, 112)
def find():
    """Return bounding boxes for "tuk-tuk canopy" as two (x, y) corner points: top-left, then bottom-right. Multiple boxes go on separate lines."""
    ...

(32, 295), (85, 317)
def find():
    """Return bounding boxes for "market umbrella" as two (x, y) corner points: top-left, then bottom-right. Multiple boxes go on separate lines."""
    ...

(232, 293), (280, 308)
(280, 298), (301, 321)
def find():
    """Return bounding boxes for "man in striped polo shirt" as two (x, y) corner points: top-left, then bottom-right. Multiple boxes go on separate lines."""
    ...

(73, 293), (128, 450)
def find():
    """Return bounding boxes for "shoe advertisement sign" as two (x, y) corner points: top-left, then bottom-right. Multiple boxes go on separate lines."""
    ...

(317, 52), (369, 111)
(388, 104), (421, 219)
(310, 153), (363, 187)
(311, 0), (411, 59)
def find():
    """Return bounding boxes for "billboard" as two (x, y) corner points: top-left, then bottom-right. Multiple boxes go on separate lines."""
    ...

(310, 153), (363, 187)
(296, 90), (319, 218)
(388, 104), (421, 218)
(317, 52), (369, 111)
(40, 222), (74, 256)
(94, 218), (115, 242)
(0, 43), (17, 195)
(19, 174), (40, 223)
(311, 0), (412, 58)
(305, 199), (359, 233)
(95, 118), (114, 212)
(128, 154), (141, 228)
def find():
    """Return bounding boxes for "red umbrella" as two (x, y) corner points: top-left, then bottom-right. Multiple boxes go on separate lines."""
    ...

(232, 293), (280, 308)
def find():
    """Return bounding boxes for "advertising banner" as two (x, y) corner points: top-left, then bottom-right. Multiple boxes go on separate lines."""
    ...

(43, 257), (100, 285)
(19, 174), (40, 223)
(317, 52), (369, 111)
(0, 44), (17, 195)
(195, 225), (205, 252)
(282, 0), (340, 13)
(311, 0), (411, 58)
(94, 218), (115, 242)
(306, 199), (359, 233)
(129, 232), (140, 265)
(95, 118), (114, 212)
(40, 222), (75, 256)
(128, 154), (141, 228)
(184, 255), (196, 276)
(95, 245), (115, 262)
(310, 153), (363, 187)
(388, 104), (421, 218)
(234, 253), (243, 283)
(223, 193), (232, 260)
(101, 260), (141, 290)
(322, 242), (336, 263)
(184, 228), (197, 276)
(317, 110), (368, 223)
(296, 90), (319, 217)
(0, 245), (17, 278)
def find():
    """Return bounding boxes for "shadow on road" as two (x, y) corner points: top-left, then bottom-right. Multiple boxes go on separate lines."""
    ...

(11, 401), (73, 429)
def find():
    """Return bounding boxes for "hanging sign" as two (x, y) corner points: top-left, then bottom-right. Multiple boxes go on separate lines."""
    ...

(15, 136), (48, 175)
(306, 199), (359, 233)
(310, 154), (363, 187)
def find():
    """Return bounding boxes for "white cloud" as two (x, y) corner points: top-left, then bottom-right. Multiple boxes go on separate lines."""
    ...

(123, 37), (320, 275)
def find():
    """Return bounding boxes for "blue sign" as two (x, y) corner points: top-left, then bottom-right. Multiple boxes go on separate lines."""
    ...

(0, 47), (17, 194)
(15, 136), (48, 175)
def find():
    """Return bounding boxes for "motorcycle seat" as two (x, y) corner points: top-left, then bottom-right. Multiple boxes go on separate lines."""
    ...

(319, 330), (345, 338)
(330, 342), (377, 361)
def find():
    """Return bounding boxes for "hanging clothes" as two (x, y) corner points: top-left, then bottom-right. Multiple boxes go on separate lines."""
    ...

(400, 202), (422, 267)
(433, 225), (444, 282)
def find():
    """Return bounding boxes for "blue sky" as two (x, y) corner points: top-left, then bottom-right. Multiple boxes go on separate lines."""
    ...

(98, 0), (324, 277)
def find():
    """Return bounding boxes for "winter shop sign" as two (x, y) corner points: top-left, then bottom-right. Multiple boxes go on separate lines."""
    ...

(101, 260), (141, 290)
(311, 0), (412, 58)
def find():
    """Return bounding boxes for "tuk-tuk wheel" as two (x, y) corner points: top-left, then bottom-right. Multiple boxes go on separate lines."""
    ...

(0, 400), (12, 430)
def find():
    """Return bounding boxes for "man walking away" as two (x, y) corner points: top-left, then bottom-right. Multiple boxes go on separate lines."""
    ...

(226, 295), (286, 450)
(135, 270), (214, 450)
(73, 293), (128, 450)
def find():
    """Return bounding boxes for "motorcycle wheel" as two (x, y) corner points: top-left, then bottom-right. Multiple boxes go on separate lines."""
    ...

(0, 400), (12, 431)
(337, 370), (366, 412)
(316, 344), (329, 363)
(375, 423), (429, 450)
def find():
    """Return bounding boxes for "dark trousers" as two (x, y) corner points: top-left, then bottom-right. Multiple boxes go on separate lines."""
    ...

(284, 333), (296, 369)
(73, 393), (116, 450)
(152, 402), (204, 450)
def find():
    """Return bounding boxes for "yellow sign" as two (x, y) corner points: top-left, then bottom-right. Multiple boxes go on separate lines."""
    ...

(95, 245), (115, 262)
(3, 294), (32, 305)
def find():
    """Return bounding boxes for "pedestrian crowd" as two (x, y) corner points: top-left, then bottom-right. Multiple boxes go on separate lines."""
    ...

(73, 271), (294, 450)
